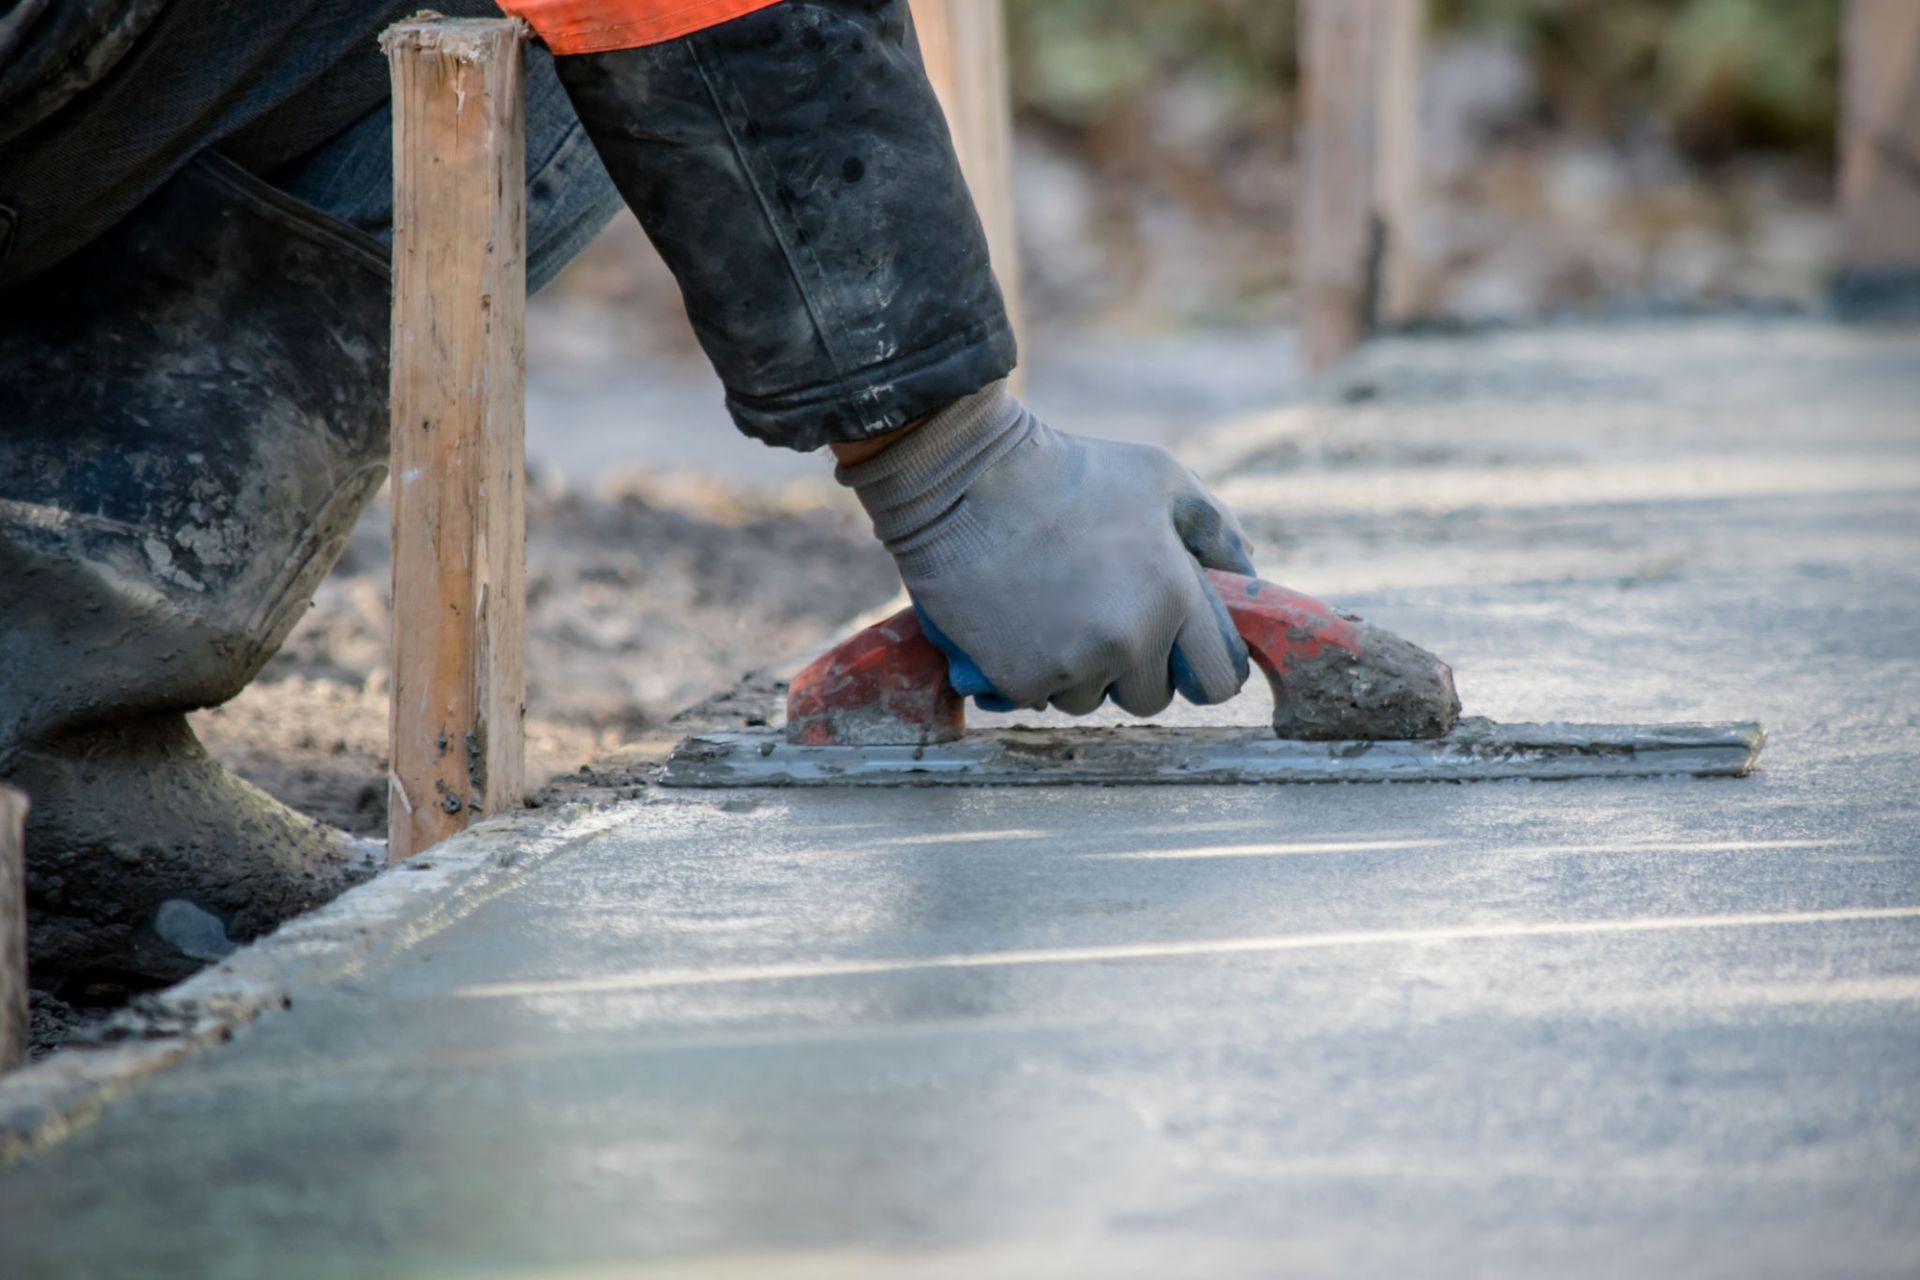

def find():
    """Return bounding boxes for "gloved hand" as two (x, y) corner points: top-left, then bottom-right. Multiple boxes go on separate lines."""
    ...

(836, 382), (1257, 716)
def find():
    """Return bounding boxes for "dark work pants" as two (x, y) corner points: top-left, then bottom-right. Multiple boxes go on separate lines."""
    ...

(0, 0), (1015, 450)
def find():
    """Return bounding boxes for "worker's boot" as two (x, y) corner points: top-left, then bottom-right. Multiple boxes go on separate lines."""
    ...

(0, 154), (392, 995)
(8, 716), (383, 990)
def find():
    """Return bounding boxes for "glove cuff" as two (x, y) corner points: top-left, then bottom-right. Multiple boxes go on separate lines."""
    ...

(835, 380), (1035, 553)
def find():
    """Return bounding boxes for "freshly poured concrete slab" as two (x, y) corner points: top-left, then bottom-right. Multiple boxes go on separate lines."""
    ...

(3, 779), (1917, 1278)
(3, 317), (1918, 1278)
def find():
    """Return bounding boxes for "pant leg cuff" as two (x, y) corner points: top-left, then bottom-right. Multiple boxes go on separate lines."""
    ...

(723, 318), (1018, 453)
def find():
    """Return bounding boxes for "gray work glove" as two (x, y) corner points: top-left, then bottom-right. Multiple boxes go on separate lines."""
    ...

(837, 382), (1256, 716)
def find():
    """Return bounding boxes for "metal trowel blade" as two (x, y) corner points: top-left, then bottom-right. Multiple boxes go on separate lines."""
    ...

(661, 717), (1765, 788)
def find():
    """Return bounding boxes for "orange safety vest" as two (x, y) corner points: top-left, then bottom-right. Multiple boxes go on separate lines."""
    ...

(496, 0), (786, 55)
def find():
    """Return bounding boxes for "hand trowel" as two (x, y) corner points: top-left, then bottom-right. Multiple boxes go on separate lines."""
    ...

(662, 572), (1763, 787)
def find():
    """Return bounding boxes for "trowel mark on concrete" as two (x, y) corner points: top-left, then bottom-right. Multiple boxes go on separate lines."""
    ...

(1089, 836), (1845, 862)
(1087, 837), (1447, 861)
(868, 828), (1052, 846)
(455, 904), (1920, 1000)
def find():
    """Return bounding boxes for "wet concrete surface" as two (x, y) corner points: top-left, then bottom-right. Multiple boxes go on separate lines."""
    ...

(3, 316), (1919, 1277)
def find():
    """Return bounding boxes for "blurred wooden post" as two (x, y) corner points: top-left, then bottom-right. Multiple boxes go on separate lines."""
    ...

(1, 786), (26, 1071)
(382, 17), (528, 864)
(1838, 0), (1920, 308)
(1298, 0), (1425, 374)
(1374, 0), (1424, 327)
(910, 0), (1025, 379)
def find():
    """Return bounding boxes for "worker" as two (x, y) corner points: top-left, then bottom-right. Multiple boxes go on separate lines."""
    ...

(0, 0), (1256, 991)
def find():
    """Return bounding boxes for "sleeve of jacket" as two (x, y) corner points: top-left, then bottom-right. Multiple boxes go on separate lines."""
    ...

(519, 0), (1017, 452)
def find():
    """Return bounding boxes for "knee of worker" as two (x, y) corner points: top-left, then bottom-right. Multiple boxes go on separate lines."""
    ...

(0, 442), (388, 755)
(0, 540), (286, 756)
(0, 155), (395, 751)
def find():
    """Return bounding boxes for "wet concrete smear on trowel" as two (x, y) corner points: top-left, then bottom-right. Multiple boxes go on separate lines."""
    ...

(662, 719), (1765, 787)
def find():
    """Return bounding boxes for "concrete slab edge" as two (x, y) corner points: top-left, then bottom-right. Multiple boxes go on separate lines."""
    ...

(0, 801), (629, 1167)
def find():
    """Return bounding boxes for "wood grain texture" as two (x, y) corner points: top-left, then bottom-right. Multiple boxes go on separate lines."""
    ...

(1298, 0), (1424, 374)
(1841, 0), (1920, 270)
(382, 18), (528, 863)
(910, 0), (1025, 384)
(0, 785), (25, 1071)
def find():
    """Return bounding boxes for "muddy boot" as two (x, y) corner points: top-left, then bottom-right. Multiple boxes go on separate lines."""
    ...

(10, 715), (382, 991)
(0, 154), (393, 995)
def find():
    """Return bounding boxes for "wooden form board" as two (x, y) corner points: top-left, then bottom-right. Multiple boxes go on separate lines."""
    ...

(909, 0), (1025, 376)
(1841, 0), (1920, 275)
(1298, 0), (1424, 374)
(0, 785), (24, 1071)
(382, 18), (529, 864)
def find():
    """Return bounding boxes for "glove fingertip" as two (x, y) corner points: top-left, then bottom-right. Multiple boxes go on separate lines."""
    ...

(1220, 527), (1258, 577)
(1168, 641), (1241, 706)
(1171, 493), (1258, 576)
(914, 601), (1026, 710)
(1171, 574), (1251, 706)
(1170, 644), (1208, 706)
(1204, 574), (1252, 686)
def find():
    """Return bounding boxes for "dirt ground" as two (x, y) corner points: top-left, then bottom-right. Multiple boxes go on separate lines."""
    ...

(190, 473), (900, 839)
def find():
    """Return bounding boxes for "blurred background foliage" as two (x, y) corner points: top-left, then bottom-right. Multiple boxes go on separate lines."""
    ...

(1441, 0), (1842, 156)
(991, 0), (1845, 327)
(1005, 0), (1299, 130)
(553, 1), (1849, 343)
(1008, 0), (1841, 160)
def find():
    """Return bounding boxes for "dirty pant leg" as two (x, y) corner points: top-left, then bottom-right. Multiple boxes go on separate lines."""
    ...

(0, 0), (617, 291)
(0, 154), (397, 755)
(556, 0), (1018, 453)
(0, 5), (614, 756)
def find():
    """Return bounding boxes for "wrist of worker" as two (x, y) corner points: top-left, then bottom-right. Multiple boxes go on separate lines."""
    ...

(827, 381), (1009, 466)
(831, 381), (1034, 551)
(829, 425), (916, 466)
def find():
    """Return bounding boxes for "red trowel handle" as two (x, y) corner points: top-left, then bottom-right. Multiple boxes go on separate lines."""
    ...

(785, 571), (1459, 747)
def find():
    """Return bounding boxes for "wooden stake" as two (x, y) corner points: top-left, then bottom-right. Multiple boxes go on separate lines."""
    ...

(382, 17), (528, 863)
(1839, 0), (1920, 291)
(0, 785), (26, 1071)
(1298, 0), (1425, 374)
(909, 0), (1025, 379)
(1373, 0), (1425, 328)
